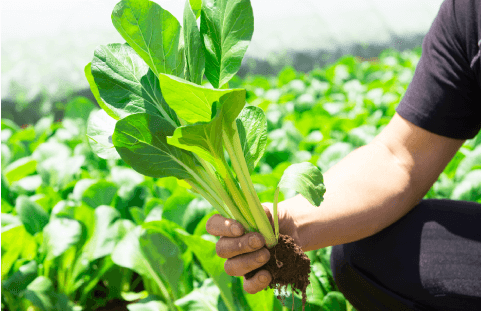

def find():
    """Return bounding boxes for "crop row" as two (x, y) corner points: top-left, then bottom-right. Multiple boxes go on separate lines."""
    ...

(2, 47), (480, 311)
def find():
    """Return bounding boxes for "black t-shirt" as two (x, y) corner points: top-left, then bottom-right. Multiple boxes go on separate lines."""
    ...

(396, 0), (481, 140)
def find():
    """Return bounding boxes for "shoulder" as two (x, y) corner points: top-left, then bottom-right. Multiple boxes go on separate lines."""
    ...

(438, 0), (480, 67)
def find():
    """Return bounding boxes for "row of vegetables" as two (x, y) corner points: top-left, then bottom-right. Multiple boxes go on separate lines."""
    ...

(2, 47), (480, 311)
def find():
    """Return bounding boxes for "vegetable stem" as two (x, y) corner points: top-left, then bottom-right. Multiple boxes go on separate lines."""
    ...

(196, 158), (237, 219)
(223, 131), (278, 248)
(214, 157), (257, 231)
(184, 179), (229, 217)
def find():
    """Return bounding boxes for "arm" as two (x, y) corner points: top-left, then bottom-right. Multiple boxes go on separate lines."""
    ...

(206, 112), (466, 294)
(287, 112), (466, 252)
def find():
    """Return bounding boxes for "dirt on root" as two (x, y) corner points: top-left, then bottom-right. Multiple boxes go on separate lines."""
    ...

(244, 233), (311, 311)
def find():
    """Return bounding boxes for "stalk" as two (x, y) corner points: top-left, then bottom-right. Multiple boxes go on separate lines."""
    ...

(223, 131), (277, 248)
(184, 179), (231, 219)
(182, 160), (256, 231)
(195, 168), (235, 219)
(196, 158), (238, 219)
(177, 116), (248, 225)
(214, 157), (258, 231)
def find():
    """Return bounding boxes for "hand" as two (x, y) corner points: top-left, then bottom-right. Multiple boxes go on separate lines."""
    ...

(205, 202), (301, 294)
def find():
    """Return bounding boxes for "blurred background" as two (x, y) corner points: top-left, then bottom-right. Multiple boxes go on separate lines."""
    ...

(2, 0), (443, 126)
(8, 1), (481, 311)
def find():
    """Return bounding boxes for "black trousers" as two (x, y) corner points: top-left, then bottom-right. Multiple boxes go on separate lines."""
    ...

(330, 199), (481, 311)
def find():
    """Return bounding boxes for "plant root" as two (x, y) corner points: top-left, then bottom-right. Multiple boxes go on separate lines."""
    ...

(245, 233), (311, 311)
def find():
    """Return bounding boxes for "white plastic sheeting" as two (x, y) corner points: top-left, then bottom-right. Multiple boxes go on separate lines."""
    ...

(2, 0), (443, 103)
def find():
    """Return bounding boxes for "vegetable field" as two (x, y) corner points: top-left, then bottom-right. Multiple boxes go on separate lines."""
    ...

(2, 46), (481, 311)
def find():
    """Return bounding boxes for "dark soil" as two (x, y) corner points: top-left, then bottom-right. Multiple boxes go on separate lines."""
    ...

(244, 233), (311, 311)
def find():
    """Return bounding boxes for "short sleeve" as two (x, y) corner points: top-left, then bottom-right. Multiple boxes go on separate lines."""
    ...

(396, 0), (481, 139)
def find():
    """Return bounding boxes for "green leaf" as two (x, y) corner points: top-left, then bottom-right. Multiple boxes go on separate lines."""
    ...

(162, 187), (196, 229)
(174, 229), (235, 311)
(32, 141), (71, 163)
(15, 195), (49, 236)
(167, 90), (246, 167)
(81, 180), (118, 209)
(240, 276), (276, 311)
(237, 106), (268, 173)
(43, 218), (82, 259)
(1, 212), (20, 229)
(130, 207), (145, 225)
(1, 225), (32, 279)
(200, 0), (254, 88)
(36, 155), (85, 190)
(87, 109), (121, 160)
(91, 43), (178, 124)
(174, 278), (221, 311)
(83, 205), (122, 260)
(1, 173), (12, 205)
(277, 162), (326, 207)
(158, 73), (232, 124)
(11, 175), (42, 193)
(2, 143), (11, 169)
(167, 117), (224, 167)
(69, 206), (125, 292)
(127, 296), (169, 311)
(451, 170), (481, 201)
(4, 156), (37, 184)
(139, 228), (184, 299)
(111, 166), (145, 197)
(321, 291), (347, 311)
(455, 145), (481, 180)
(112, 113), (195, 179)
(305, 265), (326, 306)
(85, 62), (115, 119)
(111, 224), (183, 300)
(112, 0), (183, 77)
(70, 180), (96, 203)
(25, 276), (56, 311)
(2, 260), (38, 296)
(2, 118), (20, 132)
(189, 0), (202, 19)
(183, 0), (205, 85)
(317, 142), (354, 172)
(24, 276), (75, 311)
(64, 97), (96, 121)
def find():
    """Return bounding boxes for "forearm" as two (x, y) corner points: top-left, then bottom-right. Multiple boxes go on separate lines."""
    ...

(282, 141), (425, 252)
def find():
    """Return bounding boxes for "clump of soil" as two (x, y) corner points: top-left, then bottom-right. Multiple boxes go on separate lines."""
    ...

(244, 233), (311, 311)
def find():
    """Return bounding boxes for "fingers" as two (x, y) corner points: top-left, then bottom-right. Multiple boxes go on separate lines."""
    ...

(215, 231), (266, 258)
(224, 247), (271, 276)
(206, 214), (244, 237)
(243, 270), (272, 294)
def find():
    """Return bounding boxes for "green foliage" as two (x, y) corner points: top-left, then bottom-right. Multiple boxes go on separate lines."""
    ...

(2, 11), (480, 310)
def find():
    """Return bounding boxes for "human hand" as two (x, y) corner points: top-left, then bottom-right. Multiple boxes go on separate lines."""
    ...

(205, 202), (301, 294)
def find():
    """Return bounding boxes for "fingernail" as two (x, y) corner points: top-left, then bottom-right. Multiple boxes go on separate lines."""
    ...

(230, 224), (242, 236)
(258, 274), (268, 283)
(249, 235), (262, 248)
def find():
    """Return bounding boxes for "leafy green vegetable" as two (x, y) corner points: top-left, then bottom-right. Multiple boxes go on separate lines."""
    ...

(85, 0), (326, 251)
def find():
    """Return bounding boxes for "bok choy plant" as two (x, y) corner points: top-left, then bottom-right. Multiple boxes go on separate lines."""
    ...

(85, 0), (325, 250)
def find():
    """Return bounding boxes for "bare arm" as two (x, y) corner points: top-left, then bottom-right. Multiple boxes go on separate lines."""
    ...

(206, 112), (466, 294)
(287, 112), (466, 252)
